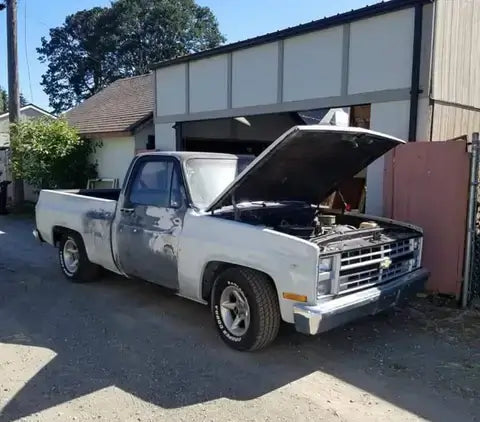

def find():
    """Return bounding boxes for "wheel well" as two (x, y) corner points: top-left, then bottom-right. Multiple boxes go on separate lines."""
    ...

(201, 261), (277, 303)
(52, 226), (78, 247)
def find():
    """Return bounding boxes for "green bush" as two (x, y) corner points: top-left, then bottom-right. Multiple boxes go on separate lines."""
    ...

(10, 118), (98, 189)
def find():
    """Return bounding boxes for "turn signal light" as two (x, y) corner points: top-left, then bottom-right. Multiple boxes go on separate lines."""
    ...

(282, 292), (308, 302)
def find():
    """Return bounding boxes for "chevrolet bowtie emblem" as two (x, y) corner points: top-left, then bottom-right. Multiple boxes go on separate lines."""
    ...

(379, 257), (392, 269)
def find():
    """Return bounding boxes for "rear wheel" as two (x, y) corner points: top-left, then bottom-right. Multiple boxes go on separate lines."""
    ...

(212, 267), (281, 351)
(58, 233), (99, 282)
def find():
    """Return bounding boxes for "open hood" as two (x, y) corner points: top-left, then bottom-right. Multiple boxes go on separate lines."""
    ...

(206, 125), (404, 212)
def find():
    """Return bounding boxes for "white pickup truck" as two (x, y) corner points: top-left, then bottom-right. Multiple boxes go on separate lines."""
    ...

(34, 126), (428, 351)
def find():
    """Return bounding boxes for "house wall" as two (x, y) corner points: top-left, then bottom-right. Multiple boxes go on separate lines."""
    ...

(232, 43), (279, 107)
(154, 3), (435, 216)
(430, 0), (480, 141)
(134, 121), (155, 152)
(283, 27), (343, 102)
(92, 136), (135, 185)
(432, 0), (480, 111)
(190, 55), (229, 112)
(431, 102), (480, 142)
(367, 100), (411, 216)
(348, 8), (414, 94)
(154, 7), (421, 125)
(156, 64), (187, 116)
(155, 123), (176, 150)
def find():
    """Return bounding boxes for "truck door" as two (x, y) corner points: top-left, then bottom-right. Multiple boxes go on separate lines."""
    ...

(112, 156), (187, 290)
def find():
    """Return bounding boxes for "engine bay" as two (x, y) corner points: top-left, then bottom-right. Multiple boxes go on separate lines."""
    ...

(213, 203), (420, 251)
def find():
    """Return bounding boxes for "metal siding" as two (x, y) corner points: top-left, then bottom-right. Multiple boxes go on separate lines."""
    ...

(283, 27), (343, 102)
(232, 43), (279, 108)
(189, 55), (228, 113)
(348, 8), (415, 94)
(432, 0), (480, 109)
(155, 64), (187, 116)
(431, 102), (480, 141)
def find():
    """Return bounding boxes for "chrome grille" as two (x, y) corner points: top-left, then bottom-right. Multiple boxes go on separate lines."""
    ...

(338, 239), (418, 294)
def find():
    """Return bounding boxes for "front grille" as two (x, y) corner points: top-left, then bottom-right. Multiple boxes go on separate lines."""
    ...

(338, 239), (419, 294)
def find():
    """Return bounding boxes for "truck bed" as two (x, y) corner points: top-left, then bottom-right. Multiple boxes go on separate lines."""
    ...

(72, 188), (121, 201)
(36, 189), (120, 274)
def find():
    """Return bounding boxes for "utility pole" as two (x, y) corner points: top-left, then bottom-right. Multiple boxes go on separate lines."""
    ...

(6, 0), (24, 209)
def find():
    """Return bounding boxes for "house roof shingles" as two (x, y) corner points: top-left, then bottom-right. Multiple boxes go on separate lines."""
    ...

(66, 73), (154, 136)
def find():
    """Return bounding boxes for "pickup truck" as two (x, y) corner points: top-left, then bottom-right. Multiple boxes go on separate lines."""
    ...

(34, 126), (429, 351)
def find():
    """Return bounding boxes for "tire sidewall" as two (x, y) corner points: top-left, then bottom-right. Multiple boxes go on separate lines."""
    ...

(212, 270), (261, 351)
(59, 235), (79, 279)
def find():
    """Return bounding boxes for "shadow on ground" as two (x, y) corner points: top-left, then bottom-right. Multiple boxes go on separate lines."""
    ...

(0, 216), (479, 421)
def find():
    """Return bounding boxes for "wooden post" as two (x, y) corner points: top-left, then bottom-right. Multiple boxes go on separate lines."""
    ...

(6, 0), (24, 209)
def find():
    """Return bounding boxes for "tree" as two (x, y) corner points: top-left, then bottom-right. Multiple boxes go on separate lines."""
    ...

(0, 86), (7, 113)
(38, 0), (225, 113)
(0, 85), (27, 113)
(10, 118), (98, 189)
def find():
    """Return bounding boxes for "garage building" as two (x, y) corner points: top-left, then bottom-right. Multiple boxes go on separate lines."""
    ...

(152, 0), (480, 215)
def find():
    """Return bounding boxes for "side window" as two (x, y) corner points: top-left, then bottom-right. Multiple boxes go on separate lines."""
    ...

(128, 160), (174, 207)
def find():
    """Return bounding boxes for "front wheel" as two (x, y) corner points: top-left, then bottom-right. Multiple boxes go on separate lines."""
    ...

(58, 233), (99, 282)
(212, 267), (281, 351)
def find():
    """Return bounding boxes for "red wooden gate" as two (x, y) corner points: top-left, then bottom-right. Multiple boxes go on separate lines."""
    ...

(383, 141), (470, 296)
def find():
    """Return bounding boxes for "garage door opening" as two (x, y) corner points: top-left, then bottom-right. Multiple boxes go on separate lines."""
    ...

(178, 105), (371, 211)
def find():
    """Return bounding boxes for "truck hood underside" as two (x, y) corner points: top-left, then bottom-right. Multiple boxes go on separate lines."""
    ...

(206, 125), (404, 212)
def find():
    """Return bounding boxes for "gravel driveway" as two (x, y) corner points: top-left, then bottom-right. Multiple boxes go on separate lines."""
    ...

(0, 215), (479, 422)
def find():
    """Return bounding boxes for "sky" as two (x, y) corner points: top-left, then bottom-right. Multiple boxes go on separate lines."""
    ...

(0, 0), (372, 111)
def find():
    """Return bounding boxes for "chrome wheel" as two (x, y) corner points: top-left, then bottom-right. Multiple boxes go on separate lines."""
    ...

(220, 284), (250, 337)
(63, 238), (79, 275)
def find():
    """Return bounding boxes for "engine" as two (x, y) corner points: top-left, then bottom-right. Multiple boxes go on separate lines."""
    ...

(276, 213), (375, 239)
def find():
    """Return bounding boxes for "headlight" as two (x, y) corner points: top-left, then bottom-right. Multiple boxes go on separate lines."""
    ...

(317, 257), (334, 297)
(318, 257), (332, 272)
(317, 276), (331, 296)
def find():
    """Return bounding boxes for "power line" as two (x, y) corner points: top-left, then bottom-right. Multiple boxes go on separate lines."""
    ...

(23, 0), (33, 102)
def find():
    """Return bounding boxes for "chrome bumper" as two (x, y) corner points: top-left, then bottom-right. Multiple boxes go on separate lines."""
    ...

(294, 268), (429, 335)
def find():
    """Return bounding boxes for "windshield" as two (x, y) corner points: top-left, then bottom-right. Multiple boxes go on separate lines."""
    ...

(184, 158), (239, 209)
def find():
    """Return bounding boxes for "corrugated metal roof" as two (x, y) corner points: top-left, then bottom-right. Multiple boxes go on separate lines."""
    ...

(152, 0), (432, 70)
(66, 73), (154, 135)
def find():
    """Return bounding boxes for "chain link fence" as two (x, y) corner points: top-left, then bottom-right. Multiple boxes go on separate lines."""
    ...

(470, 194), (480, 300)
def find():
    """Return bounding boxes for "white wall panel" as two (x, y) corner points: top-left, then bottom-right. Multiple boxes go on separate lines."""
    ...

(156, 64), (186, 116)
(232, 43), (278, 108)
(348, 8), (414, 94)
(94, 137), (135, 184)
(155, 123), (176, 150)
(283, 28), (343, 102)
(190, 55), (228, 112)
(134, 122), (155, 152)
(416, 97), (431, 142)
(366, 100), (410, 216)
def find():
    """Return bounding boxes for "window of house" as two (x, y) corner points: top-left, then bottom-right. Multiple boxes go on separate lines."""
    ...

(349, 104), (371, 129)
(146, 135), (155, 150)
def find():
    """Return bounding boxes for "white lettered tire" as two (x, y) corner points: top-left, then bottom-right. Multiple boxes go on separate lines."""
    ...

(212, 267), (280, 351)
(58, 232), (100, 282)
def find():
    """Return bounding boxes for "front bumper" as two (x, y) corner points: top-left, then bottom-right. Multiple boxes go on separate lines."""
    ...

(293, 268), (429, 335)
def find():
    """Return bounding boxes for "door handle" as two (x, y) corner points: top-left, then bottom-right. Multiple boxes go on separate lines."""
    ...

(120, 208), (134, 214)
